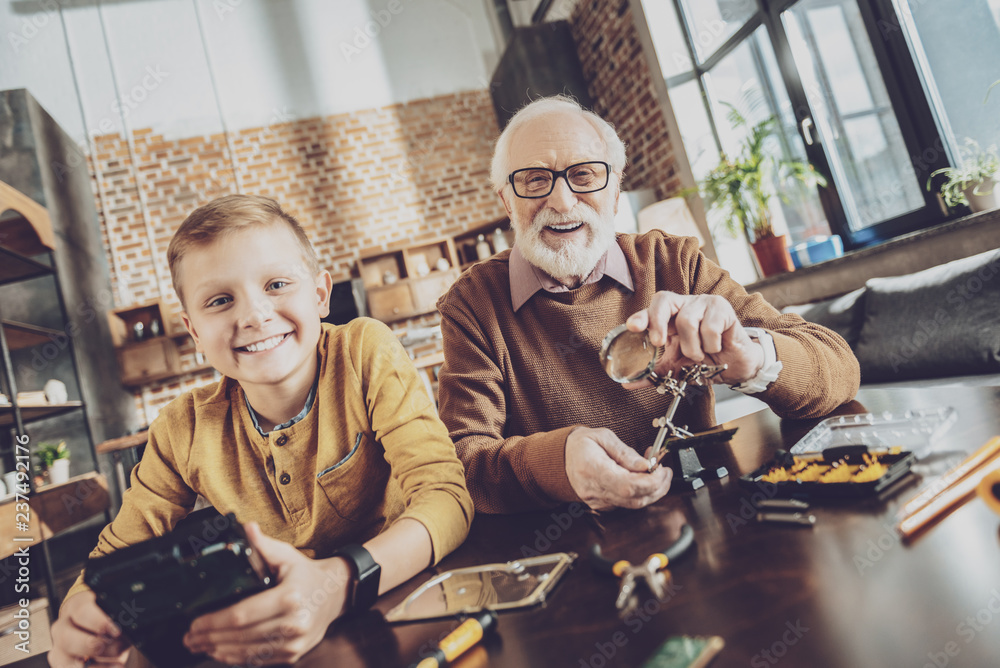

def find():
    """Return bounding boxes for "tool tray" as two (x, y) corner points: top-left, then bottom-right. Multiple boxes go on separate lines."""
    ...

(739, 445), (916, 499)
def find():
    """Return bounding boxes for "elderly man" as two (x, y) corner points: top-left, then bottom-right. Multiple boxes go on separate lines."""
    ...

(437, 96), (859, 514)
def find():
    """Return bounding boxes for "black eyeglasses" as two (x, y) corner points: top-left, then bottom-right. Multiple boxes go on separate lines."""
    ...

(508, 161), (611, 199)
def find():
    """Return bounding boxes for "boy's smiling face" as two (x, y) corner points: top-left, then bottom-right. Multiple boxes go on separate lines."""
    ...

(178, 223), (332, 399)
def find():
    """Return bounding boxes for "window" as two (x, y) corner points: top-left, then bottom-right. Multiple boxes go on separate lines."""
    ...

(642, 0), (960, 280)
(895, 0), (1000, 157)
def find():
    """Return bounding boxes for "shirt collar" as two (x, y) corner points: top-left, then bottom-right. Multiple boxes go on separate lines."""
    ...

(244, 368), (319, 437)
(509, 238), (634, 312)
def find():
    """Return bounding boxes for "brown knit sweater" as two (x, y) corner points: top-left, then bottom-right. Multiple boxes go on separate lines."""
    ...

(437, 232), (860, 513)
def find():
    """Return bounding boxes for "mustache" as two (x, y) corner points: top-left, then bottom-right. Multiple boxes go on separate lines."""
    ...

(532, 203), (603, 228)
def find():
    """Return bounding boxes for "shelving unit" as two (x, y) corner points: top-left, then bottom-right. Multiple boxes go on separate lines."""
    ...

(356, 222), (515, 324)
(0, 179), (109, 615)
(358, 238), (462, 322)
(106, 300), (214, 386)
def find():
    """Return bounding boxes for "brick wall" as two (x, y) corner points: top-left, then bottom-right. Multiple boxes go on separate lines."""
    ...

(89, 89), (505, 422)
(570, 0), (681, 199)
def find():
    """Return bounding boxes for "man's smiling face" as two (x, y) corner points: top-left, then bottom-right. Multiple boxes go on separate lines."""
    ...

(178, 222), (331, 396)
(499, 109), (621, 287)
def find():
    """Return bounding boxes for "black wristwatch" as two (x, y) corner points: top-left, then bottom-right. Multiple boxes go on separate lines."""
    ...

(334, 544), (381, 613)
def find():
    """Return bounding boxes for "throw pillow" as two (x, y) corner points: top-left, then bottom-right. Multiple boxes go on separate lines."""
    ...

(781, 287), (867, 348)
(854, 249), (1000, 382)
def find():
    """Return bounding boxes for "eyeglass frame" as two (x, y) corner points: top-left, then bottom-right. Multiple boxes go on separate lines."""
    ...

(507, 161), (612, 199)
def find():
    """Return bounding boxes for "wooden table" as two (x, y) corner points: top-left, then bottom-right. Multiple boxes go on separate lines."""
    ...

(20, 386), (1000, 668)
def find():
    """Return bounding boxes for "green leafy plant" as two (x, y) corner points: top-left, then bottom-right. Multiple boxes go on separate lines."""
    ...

(926, 139), (999, 210)
(35, 440), (69, 472)
(690, 104), (826, 243)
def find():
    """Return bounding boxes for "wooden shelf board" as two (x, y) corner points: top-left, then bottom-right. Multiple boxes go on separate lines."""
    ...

(0, 472), (109, 559)
(121, 362), (215, 389)
(1, 320), (62, 350)
(96, 431), (149, 455)
(0, 247), (52, 285)
(0, 402), (84, 428)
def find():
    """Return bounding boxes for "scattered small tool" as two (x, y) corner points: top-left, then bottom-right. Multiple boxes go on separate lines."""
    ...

(754, 498), (810, 511)
(755, 511), (816, 527)
(411, 610), (498, 668)
(590, 524), (695, 616)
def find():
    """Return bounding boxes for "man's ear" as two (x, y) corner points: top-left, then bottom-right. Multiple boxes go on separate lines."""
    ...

(180, 312), (203, 352)
(315, 270), (333, 318)
(613, 180), (621, 215)
(498, 189), (513, 217)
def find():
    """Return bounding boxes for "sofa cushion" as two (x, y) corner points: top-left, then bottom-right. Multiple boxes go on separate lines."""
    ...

(781, 287), (866, 347)
(853, 249), (1000, 382)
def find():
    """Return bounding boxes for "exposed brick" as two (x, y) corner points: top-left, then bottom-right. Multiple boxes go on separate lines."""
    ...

(89, 89), (505, 424)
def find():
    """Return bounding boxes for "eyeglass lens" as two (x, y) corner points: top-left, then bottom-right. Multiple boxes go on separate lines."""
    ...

(511, 162), (608, 198)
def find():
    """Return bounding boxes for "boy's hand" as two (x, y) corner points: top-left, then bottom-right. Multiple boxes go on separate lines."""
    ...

(48, 591), (131, 668)
(182, 522), (350, 665)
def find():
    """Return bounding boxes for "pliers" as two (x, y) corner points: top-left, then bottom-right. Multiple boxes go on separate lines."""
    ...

(589, 524), (695, 616)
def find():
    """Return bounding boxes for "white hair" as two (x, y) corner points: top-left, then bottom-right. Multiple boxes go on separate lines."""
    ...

(489, 95), (628, 193)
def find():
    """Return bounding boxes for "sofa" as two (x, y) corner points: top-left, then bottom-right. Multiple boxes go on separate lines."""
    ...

(715, 247), (1000, 422)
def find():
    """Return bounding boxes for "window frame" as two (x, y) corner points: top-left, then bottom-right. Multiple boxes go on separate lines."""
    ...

(654, 0), (958, 253)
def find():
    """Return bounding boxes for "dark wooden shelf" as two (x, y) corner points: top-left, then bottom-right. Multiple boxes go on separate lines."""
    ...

(120, 362), (215, 388)
(0, 472), (109, 560)
(1, 320), (62, 350)
(0, 246), (52, 285)
(0, 402), (84, 428)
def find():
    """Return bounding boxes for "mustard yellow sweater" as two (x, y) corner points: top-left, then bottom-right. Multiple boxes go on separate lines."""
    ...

(67, 319), (473, 601)
(438, 232), (860, 513)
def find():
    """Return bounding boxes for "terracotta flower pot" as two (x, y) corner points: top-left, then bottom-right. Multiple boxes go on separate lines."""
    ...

(751, 234), (795, 277)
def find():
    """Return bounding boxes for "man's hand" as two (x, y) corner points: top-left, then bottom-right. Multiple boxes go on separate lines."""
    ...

(565, 427), (673, 510)
(182, 522), (349, 666)
(626, 291), (764, 386)
(49, 591), (131, 668)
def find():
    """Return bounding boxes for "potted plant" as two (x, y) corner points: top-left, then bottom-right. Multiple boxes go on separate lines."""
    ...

(927, 139), (999, 214)
(694, 105), (827, 277)
(36, 440), (70, 485)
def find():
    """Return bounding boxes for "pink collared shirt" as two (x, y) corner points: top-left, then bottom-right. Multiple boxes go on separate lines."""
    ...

(509, 239), (635, 312)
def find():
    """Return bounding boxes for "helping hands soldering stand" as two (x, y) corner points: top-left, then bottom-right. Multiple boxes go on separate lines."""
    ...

(599, 325), (737, 492)
(647, 364), (734, 491)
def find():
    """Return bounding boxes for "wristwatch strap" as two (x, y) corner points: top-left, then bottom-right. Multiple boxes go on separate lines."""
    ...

(730, 327), (782, 395)
(334, 544), (381, 613)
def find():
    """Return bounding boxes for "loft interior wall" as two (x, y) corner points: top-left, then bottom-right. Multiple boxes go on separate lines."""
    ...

(2, 0), (501, 142)
(0, 0), (507, 423)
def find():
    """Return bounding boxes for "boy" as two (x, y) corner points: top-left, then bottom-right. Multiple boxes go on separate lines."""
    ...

(49, 195), (473, 667)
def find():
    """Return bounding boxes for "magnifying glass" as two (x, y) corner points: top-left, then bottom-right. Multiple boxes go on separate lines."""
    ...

(598, 324), (664, 385)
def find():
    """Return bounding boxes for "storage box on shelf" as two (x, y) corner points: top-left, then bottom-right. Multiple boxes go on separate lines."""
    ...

(107, 300), (211, 386)
(359, 239), (462, 322)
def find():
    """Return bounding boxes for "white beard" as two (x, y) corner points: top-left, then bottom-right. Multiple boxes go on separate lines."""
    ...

(514, 202), (617, 285)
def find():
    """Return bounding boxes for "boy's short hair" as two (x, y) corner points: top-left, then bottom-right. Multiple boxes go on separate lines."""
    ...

(168, 194), (320, 305)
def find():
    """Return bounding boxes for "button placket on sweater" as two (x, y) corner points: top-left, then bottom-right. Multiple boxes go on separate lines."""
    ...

(270, 428), (306, 514)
